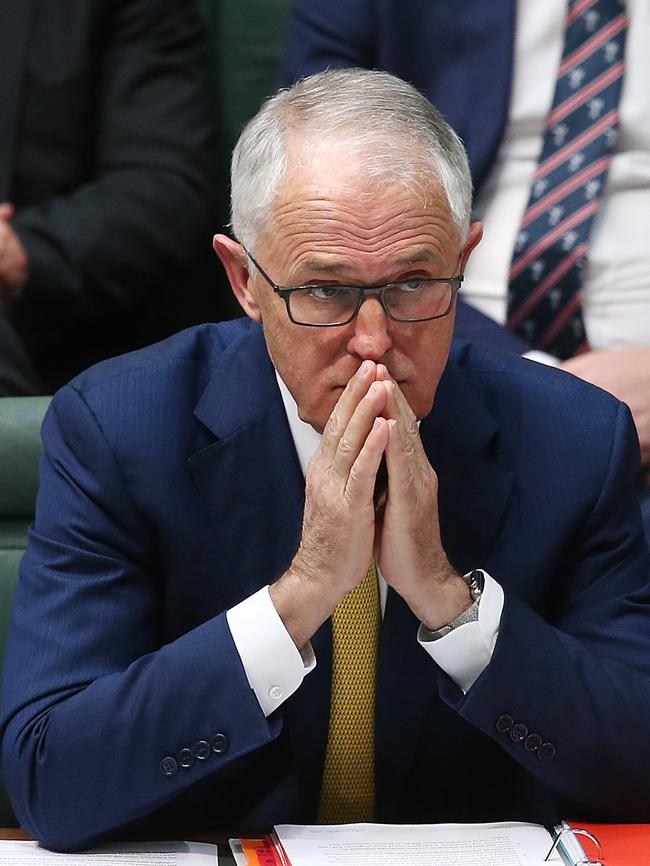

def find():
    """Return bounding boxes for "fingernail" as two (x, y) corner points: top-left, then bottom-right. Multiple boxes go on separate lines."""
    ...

(366, 381), (381, 398)
(359, 361), (372, 376)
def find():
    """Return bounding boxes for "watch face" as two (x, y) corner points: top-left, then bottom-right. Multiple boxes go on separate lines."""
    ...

(467, 569), (485, 601)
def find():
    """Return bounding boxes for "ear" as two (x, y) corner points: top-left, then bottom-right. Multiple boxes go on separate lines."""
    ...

(459, 221), (483, 272)
(212, 234), (262, 321)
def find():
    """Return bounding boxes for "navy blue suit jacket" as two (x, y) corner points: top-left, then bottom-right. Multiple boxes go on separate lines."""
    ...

(279, 0), (529, 353)
(2, 319), (650, 850)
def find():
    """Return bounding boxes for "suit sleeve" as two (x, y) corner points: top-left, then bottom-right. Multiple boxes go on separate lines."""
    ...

(438, 401), (650, 819)
(278, 0), (376, 85)
(0, 384), (281, 851)
(10, 0), (215, 330)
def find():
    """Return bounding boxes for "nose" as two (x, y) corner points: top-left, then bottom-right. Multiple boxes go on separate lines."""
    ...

(346, 297), (393, 362)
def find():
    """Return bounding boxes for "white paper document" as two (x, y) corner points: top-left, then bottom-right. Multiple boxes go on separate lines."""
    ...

(0, 840), (217, 866)
(274, 822), (565, 866)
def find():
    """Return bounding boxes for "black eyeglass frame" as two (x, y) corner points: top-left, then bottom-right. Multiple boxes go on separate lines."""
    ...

(242, 245), (464, 327)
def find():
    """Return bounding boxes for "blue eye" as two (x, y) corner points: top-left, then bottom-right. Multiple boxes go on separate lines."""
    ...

(399, 280), (426, 293)
(309, 285), (344, 301)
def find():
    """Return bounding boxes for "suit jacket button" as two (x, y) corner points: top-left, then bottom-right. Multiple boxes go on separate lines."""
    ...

(193, 740), (211, 760)
(160, 756), (178, 776)
(525, 733), (543, 752)
(495, 714), (514, 734)
(178, 748), (195, 768)
(211, 733), (229, 754)
(537, 741), (556, 760)
(510, 722), (528, 742)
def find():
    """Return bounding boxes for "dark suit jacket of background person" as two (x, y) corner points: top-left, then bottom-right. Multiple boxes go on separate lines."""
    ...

(2, 317), (650, 850)
(0, 0), (234, 393)
(279, 0), (531, 355)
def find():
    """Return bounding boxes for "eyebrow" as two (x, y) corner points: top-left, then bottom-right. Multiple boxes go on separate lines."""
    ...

(394, 248), (443, 267)
(292, 259), (350, 276)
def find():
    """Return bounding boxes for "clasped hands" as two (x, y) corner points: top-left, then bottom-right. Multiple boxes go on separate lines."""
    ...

(271, 361), (473, 649)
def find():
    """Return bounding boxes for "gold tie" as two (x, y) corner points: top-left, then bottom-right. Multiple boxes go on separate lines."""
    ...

(317, 561), (380, 823)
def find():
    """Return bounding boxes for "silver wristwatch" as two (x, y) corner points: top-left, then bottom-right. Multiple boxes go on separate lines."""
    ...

(427, 569), (486, 640)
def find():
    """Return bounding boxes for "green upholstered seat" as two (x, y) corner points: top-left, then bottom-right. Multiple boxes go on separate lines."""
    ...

(201, 0), (293, 148)
(0, 396), (51, 827)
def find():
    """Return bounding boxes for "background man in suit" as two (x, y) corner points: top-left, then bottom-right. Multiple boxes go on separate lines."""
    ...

(2, 69), (650, 851)
(280, 0), (650, 535)
(0, 0), (225, 395)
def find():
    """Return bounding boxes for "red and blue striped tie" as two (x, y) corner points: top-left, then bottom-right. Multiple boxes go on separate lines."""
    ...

(507, 0), (628, 360)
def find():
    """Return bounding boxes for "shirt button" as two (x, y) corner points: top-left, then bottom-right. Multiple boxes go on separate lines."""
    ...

(193, 740), (211, 760)
(537, 741), (557, 760)
(495, 714), (514, 734)
(178, 747), (195, 768)
(211, 733), (229, 754)
(160, 756), (178, 777)
(269, 685), (283, 701)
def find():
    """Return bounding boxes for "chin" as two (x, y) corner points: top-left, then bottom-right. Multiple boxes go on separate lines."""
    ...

(407, 392), (435, 422)
(297, 402), (332, 434)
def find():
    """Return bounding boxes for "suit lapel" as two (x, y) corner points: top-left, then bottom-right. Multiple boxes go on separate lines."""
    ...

(423, 356), (515, 575)
(187, 323), (331, 817)
(0, 0), (32, 199)
(376, 349), (514, 817)
(188, 323), (305, 597)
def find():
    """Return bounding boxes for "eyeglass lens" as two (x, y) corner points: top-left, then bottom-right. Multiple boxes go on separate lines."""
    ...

(288, 281), (455, 324)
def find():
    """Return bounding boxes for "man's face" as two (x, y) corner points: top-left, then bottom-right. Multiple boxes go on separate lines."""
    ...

(222, 141), (480, 433)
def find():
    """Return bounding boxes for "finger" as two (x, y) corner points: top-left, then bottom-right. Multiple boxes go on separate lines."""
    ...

(382, 384), (430, 498)
(0, 203), (14, 221)
(376, 363), (391, 382)
(320, 360), (377, 461)
(344, 416), (389, 506)
(381, 379), (423, 458)
(385, 412), (439, 512)
(331, 379), (388, 482)
(384, 417), (414, 491)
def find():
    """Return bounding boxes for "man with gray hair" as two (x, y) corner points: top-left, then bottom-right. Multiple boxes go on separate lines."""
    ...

(2, 69), (650, 851)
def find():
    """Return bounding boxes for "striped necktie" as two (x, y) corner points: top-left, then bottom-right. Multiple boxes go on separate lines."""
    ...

(317, 561), (380, 823)
(507, 0), (628, 359)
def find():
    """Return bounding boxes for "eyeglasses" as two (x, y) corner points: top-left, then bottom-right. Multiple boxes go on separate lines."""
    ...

(242, 246), (463, 327)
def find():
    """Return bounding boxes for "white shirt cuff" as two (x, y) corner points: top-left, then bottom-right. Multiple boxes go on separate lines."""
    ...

(418, 573), (504, 693)
(226, 585), (316, 717)
(523, 349), (560, 367)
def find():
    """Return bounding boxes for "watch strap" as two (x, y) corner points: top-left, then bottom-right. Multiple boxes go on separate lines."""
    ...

(424, 569), (485, 641)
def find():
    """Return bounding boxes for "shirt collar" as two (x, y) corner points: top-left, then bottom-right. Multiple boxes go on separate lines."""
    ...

(275, 371), (322, 477)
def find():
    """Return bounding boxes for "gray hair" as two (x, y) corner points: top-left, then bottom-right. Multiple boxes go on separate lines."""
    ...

(230, 68), (473, 251)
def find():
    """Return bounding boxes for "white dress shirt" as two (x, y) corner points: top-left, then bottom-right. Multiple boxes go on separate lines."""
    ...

(464, 0), (650, 351)
(226, 373), (505, 716)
